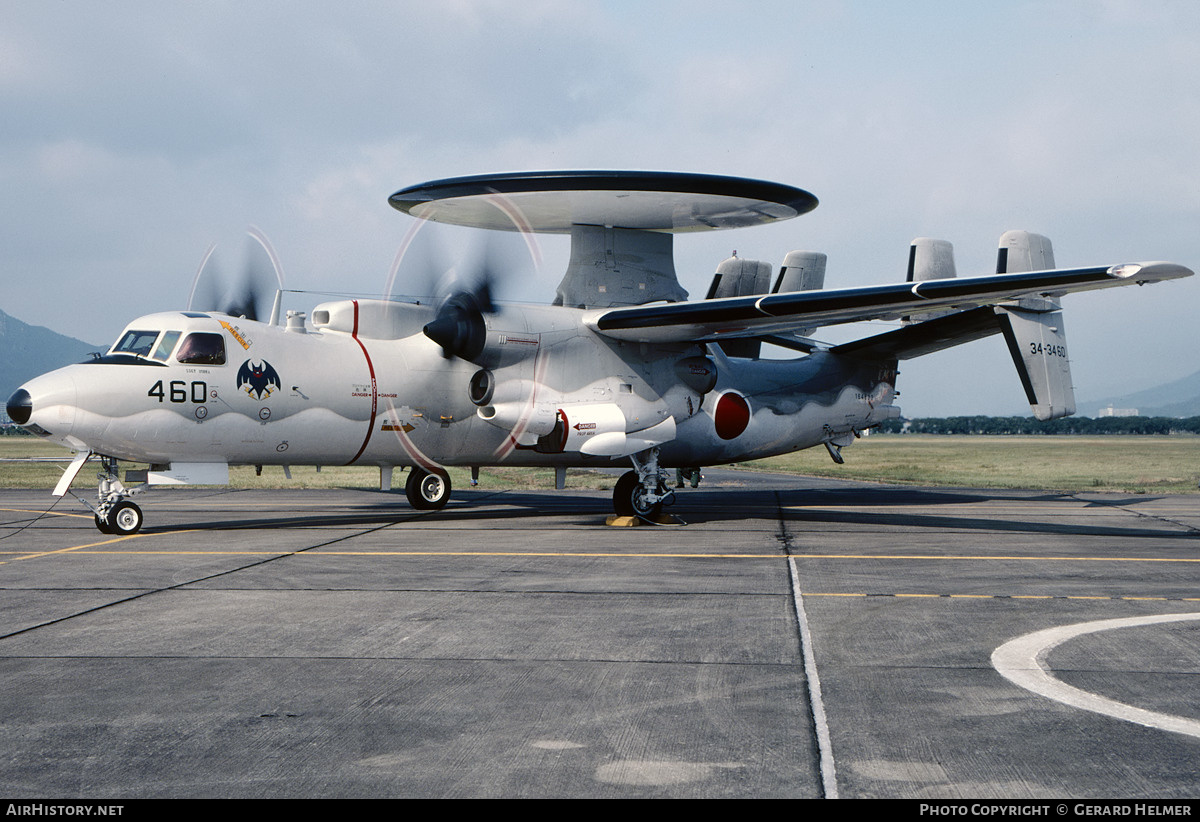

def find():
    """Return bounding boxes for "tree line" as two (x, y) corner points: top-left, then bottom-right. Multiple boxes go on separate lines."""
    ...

(877, 416), (1200, 435)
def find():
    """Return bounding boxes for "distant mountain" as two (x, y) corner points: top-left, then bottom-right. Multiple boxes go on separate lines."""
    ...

(1078, 369), (1200, 418)
(0, 309), (101, 419)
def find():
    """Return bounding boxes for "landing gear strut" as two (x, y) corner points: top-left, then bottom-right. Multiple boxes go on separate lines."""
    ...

(91, 457), (144, 535)
(612, 447), (674, 519)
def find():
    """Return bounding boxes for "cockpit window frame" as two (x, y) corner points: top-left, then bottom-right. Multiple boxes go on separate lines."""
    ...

(111, 329), (161, 359)
(150, 330), (182, 362)
(175, 332), (227, 366)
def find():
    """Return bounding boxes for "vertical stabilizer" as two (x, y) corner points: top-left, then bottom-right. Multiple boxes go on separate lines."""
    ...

(706, 255), (773, 299)
(772, 251), (826, 337)
(907, 238), (957, 282)
(997, 305), (1075, 420)
(997, 230), (1055, 274)
(903, 239), (956, 323)
(773, 251), (827, 293)
(706, 255), (772, 357)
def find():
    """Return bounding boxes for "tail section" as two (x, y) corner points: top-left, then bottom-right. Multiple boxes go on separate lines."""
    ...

(996, 305), (1074, 420)
(705, 251), (828, 355)
(994, 231), (1074, 420)
(704, 231), (1081, 420)
(997, 229), (1055, 274)
(837, 230), (1077, 420)
(906, 238), (957, 282)
(705, 255), (773, 357)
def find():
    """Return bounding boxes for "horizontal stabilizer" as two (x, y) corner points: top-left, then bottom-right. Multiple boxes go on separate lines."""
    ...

(589, 261), (1192, 344)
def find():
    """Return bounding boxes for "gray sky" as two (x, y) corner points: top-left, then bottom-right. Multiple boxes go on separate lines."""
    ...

(3, 1), (1198, 416)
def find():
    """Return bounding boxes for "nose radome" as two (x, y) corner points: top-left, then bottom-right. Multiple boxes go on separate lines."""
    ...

(6, 388), (31, 425)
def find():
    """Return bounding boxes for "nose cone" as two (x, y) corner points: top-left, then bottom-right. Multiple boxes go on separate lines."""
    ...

(7, 371), (78, 445)
(6, 388), (32, 425)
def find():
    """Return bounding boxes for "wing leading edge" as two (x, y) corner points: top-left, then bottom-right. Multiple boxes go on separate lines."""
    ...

(587, 262), (1192, 344)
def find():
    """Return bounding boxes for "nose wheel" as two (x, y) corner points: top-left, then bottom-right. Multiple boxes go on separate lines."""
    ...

(95, 500), (144, 535)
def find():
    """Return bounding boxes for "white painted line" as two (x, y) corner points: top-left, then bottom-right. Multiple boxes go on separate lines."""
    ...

(788, 556), (839, 798)
(991, 612), (1200, 739)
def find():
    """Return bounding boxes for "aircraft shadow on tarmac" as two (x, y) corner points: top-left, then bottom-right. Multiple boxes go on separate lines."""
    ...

(138, 484), (1199, 541)
(769, 487), (1200, 541)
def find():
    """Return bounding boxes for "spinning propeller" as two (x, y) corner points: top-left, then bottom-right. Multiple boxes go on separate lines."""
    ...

(187, 227), (285, 322)
(396, 229), (522, 363)
(423, 279), (495, 361)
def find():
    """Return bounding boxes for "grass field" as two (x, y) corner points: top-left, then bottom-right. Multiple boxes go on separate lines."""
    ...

(1, 434), (1198, 494)
(752, 434), (1200, 494)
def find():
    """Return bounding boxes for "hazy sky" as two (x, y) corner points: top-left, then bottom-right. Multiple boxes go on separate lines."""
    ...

(4, 1), (1198, 416)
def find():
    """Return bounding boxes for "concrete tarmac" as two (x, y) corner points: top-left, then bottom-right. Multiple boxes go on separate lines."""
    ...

(2, 471), (1199, 798)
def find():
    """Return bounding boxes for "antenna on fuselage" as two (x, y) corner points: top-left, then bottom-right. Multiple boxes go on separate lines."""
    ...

(268, 289), (283, 326)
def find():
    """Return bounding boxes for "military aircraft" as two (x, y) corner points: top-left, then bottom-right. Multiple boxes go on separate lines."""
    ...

(5, 171), (1193, 534)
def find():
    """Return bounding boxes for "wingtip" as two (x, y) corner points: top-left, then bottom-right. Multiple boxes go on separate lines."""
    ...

(1108, 262), (1194, 281)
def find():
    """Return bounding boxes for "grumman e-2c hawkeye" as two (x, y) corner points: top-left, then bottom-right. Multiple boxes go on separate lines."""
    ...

(6, 171), (1192, 534)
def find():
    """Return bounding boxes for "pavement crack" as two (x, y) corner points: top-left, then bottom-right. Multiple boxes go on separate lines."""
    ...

(0, 509), (437, 643)
(1072, 494), (1200, 535)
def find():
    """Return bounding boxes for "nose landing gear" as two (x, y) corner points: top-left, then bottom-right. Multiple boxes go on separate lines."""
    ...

(91, 457), (145, 535)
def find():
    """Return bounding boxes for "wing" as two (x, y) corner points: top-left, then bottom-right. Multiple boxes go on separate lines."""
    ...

(586, 262), (1192, 344)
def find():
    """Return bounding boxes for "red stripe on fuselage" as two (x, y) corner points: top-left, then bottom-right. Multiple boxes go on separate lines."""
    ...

(346, 300), (379, 465)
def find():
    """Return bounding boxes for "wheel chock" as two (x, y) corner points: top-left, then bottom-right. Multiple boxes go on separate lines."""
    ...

(604, 514), (684, 527)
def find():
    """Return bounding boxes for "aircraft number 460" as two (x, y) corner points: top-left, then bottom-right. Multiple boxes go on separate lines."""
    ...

(148, 380), (208, 404)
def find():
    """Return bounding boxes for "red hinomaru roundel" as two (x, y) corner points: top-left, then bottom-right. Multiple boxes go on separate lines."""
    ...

(713, 391), (750, 440)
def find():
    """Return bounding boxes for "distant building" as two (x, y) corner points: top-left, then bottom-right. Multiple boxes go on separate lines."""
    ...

(1098, 405), (1139, 418)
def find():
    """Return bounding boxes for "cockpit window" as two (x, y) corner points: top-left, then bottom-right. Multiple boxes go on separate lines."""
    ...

(112, 329), (160, 358)
(175, 332), (226, 365)
(150, 330), (182, 362)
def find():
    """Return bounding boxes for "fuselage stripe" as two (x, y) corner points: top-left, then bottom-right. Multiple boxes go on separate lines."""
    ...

(346, 300), (378, 465)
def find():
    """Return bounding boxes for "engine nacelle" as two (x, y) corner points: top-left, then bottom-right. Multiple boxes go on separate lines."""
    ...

(478, 401), (559, 441)
(472, 375), (559, 443)
(544, 403), (627, 454)
(474, 329), (543, 369)
(538, 404), (677, 457)
(310, 299), (429, 339)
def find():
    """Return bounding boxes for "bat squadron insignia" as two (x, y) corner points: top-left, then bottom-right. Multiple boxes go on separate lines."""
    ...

(237, 359), (282, 401)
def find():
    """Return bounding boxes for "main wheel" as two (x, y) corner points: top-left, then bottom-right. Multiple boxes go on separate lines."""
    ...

(613, 470), (663, 519)
(95, 514), (114, 534)
(406, 468), (451, 510)
(104, 500), (143, 535)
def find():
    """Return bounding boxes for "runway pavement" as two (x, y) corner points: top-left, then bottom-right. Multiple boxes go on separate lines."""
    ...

(2, 470), (1199, 798)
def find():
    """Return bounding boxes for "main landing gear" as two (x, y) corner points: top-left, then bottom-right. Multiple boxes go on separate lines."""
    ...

(92, 457), (145, 535)
(612, 447), (675, 520)
(406, 467), (452, 510)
